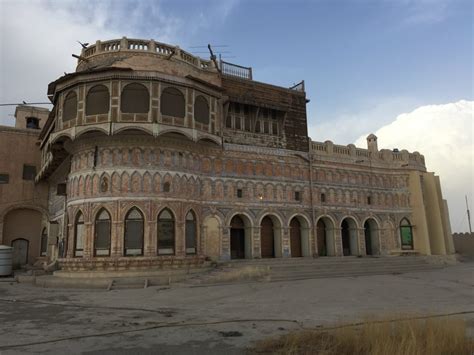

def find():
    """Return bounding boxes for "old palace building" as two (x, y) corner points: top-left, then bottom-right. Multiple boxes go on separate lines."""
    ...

(0, 37), (454, 271)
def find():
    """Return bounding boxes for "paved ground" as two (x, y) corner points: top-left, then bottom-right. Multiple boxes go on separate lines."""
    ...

(0, 262), (472, 354)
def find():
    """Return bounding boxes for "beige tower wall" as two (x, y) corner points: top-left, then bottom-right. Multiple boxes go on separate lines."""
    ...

(408, 171), (431, 254)
(435, 174), (455, 254)
(422, 173), (447, 255)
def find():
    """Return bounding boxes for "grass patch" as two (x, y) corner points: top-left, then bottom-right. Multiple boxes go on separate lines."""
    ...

(252, 315), (474, 355)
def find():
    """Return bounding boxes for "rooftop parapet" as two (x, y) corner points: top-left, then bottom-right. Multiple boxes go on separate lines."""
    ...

(310, 140), (426, 170)
(77, 37), (215, 72)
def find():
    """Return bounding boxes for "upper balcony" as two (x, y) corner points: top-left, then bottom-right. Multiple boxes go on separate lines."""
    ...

(77, 37), (215, 73)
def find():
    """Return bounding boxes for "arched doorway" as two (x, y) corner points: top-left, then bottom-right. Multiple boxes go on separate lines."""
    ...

(364, 219), (379, 255)
(11, 238), (29, 269)
(3, 208), (43, 265)
(230, 215), (245, 259)
(341, 218), (358, 256)
(316, 216), (335, 256)
(290, 218), (302, 257)
(400, 218), (413, 250)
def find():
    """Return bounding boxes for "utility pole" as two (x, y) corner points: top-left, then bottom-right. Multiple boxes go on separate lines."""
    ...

(466, 195), (472, 234)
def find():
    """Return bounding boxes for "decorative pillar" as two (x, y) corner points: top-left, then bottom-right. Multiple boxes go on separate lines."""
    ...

(120, 37), (128, 51)
(333, 227), (343, 256)
(95, 40), (102, 53)
(357, 228), (366, 256)
(281, 226), (290, 258)
(175, 221), (185, 257)
(221, 226), (231, 261)
(111, 221), (122, 257)
(83, 222), (93, 258)
(144, 221), (155, 256)
(252, 226), (261, 258)
(66, 224), (74, 258)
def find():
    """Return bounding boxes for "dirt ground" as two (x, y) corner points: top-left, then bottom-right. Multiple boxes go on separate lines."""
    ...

(0, 262), (472, 354)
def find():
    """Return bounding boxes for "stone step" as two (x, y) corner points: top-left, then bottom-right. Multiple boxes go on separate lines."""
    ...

(270, 263), (443, 277)
(269, 265), (444, 282)
(267, 261), (432, 271)
(221, 256), (429, 268)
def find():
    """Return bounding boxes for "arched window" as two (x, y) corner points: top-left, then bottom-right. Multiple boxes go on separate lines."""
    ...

(185, 210), (197, 254)
(40, 228), (48, 256)
(157, 209), (175, 255)
(86, 85), (110, 115)
(124, 208), (144, 256)
(400, 218), (413, 250)
(163, 181), (170, 193)
(94, 209), (111, 256)
(160, 87), (185, 118)
(63, 91), (78, 121)
(194, 95), (209, 124)
(121, 83), (150, 113)
(74, 212), (85, 257)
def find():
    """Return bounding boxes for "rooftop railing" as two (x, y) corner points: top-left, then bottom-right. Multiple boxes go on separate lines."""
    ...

(220, 60), (253, 80)
(80, 37), (214, 72)
(310, 141), (425, 167)
(289, 80), (305, 92)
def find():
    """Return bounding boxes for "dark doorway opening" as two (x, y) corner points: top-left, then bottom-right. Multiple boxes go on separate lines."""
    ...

(230, 216), (245, 259)
(364, 221), (373, 255)
(341, 220), (351, 256)
(290, 218), (302, 257)
(317, 219), (327, 256)
(11, 238), (29, 269)
(260, 216), (275, 258)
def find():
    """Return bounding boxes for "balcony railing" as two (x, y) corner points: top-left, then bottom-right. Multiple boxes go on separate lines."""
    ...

(80, 37), (214, 72)
(220, 60), (253, 80)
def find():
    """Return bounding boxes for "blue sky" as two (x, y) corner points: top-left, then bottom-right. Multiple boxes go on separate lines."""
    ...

(1, 0), (472, 142)
(0, 0), (473, 230)
(89, 0), (473, 143)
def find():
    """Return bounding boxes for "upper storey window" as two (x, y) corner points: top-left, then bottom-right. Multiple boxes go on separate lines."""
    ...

(161, 87), (185, 118)
(194, 95), (209, 124)
(86, 85), (110, 116)
(26, 117), (40, 129)
(121, 83), (150, 113)
(63, 91), (77, 121)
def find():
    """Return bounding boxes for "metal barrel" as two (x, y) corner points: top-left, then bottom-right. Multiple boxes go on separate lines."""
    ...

(0, 245), (13, 276)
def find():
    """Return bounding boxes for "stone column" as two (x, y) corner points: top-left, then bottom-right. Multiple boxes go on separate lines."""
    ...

(252, 226), (261, 258)
(111, 221), (122, 257)
(175, 221), (185, 257)
(0, 221), (3, 245)
(333, 227), (343, 256)
(220, 226), (231, 261)
(199, 223), (206, 256)
(66, 224), (74, 258)
(357, 228), (366, 256)
(281, 227), (290, 258)
(83, 222), (93, 258)
(144, 220), (155, 256)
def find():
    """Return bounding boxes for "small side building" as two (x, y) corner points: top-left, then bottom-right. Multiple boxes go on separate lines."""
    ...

(0, 106), (50, 268)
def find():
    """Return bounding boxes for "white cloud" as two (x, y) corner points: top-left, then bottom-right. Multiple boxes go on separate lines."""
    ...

(0, 0), (185, 126)
(0, 0), (240, 126)
(355, 100), (474, 232)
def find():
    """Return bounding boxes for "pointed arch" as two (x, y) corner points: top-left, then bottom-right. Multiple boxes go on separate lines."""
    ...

(74, 210), (85, 257)
(157, 208), (175, 255)
(94, 208), (111, 256)
(185, 209), (197, 254)
(124, 207), (144, 256)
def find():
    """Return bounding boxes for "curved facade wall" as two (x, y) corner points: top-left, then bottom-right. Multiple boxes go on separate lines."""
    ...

(36, 38), (453, 272)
